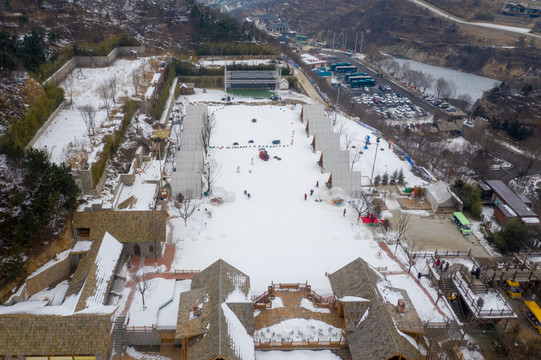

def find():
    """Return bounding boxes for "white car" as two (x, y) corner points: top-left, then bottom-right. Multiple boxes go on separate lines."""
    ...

(384, 85), (391, 91)
(362, 99), (368, 105)
(404, 98), (411, 104)
(403, 112), (412, 118)
(364, 87), (369, 92)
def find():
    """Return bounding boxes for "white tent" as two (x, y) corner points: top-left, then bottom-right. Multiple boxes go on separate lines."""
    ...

(424, 181), (458, 212)
(302, 104), (326, 123)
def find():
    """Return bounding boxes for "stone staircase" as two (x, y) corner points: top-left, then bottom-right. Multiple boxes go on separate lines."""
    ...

(113, 315), (126, 354)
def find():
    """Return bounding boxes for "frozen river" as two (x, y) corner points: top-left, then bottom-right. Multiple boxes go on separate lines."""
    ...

(394, 58), (501, 101)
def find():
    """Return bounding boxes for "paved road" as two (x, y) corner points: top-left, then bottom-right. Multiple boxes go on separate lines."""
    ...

(463, 126), (541, 182)
(322, 50), (446, 118)
(408, 0), (541, 41)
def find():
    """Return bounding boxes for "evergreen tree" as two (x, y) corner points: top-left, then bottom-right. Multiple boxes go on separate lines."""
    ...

(398, 168), (405, 184)
(382, 171), (389, 185)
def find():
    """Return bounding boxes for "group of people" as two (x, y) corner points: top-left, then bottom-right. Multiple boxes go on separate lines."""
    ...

(434, 258), (450, 273)
(243, 190), (251, 199)
(471, 266), (482, 279)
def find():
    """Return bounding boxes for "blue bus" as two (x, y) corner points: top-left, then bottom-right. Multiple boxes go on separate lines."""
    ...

(330, 62), (351, 71)
(344, 72), (369, 81)
(335, 65), (357, 73)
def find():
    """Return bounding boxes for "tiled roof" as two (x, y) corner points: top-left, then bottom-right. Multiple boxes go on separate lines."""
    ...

(175, 259), (254, 360)
(72, 210), (167, 243)
(0, 313), (114, 355)
(329, 258), (422, 360)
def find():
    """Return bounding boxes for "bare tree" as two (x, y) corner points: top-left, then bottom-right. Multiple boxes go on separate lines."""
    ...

(109, 75), (118, 103)
(409, 70), (424, 90)
(203, 159), (220, 194)
(398, 62), (411, 81)
(435, 77), (456, 99)
(393, 211), (411, 253)
(134, 268), (151, 309)
(344, 132), (356, 150)
(175, 191), (199, 227)
(201, 114), (216, 157)
(132, 69), (140, 96)
(65, 72), (75, 105)
(418, 73), (434, 94)
(404, 236), (426, 274)
(78, 105), (97, 141)
(98, 84), (112, 117)
(349, 190), (371, 223)
(350, 150), (362, 171)
(457, 93), (473, 114)
(333, 119), (346, 136)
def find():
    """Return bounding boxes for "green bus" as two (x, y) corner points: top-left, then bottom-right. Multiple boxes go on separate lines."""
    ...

(452, 212), (471, 235)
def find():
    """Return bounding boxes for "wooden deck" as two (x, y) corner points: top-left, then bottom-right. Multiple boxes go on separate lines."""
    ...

(396, 197), (431, 210)
(254, 289), (344, 330)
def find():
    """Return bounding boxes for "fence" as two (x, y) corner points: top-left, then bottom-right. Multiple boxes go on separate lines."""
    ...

(255, 338), (348, 349)
(412, 249), (472, 259)
(125, 325), (156, 332)
(174, 269), (201, 274)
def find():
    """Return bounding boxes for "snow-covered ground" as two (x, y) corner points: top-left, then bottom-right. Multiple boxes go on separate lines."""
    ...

(33, 58), (149, 165)
(170, 103), (426, 294)
(393, 59), (500, 102)
(255, 319), (343, 343)
(179, 88), (314, 105)
(256, 350), (342, 360)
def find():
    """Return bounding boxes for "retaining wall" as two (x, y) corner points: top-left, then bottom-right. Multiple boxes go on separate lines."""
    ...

(24, 254), (73, 300)
(26, 100), (69, 150)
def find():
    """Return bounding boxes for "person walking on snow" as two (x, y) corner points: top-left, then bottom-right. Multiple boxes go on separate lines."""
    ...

(316, 181), (319, 187)
(251, 158), (254, 165)
(343, 208), (346, 217)
(237, 166), (240, 173)
(310, 189), (314, 196)
(304, 193), (307, 200)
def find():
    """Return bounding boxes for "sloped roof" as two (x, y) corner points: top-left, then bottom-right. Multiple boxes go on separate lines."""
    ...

(176, 259), (254, 360)
(321, 151), (350, 172)
(313, 132), (341, 152)
(0, 313), (114, 355)
(74, 233), (123, 312)
(172, 150), (204, 197)
(329, 258), (422, 360)
(426, 181), (453, 205)
(486, 180), (537, 217)
(331, 171), (362, 194)
(72, 210), (167, 244)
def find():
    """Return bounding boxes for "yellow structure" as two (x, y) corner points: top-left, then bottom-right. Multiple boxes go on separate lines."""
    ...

(503, 280), (521, 299)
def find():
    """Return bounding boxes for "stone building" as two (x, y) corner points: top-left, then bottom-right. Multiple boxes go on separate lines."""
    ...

(72, 210), (167, 257)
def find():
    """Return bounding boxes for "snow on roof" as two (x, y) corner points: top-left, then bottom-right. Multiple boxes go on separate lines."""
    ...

(27, 249), (71, 279)
(152, 72), (161, 84)
(313, 132), (340, 152)
(221, 303), (255, 360)
(145, 85), (155, 99)
(300, 53), (326, 65)
(522, 217), (540, 224)
(141, 160), (164, 183)
(72, 240), (93, 253)
(453, 272), (516, 319)
(486, 180), (537, 217)
(83, 232), (123, 309)
(499, 204), (518, 218)
(321, 150), (350, 172)
(339, 296), (370, 302)
(426, 180), (453, 204)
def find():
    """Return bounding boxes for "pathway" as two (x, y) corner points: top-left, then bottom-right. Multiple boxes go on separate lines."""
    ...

(294, 68), (326, 104)
(408, 0), (541, 40)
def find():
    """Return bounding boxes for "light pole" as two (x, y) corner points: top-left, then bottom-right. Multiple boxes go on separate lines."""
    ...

(369, 137), (381, 190)
(334, 84), (341, 127)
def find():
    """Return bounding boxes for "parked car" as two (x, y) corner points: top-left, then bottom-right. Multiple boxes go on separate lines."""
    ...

(384, 85), (391, 91)
(379, 85), (386, 91)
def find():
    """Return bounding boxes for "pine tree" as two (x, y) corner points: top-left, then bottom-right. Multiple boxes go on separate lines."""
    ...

(382, 171), (389, 185)
(398, 168), (405, 184)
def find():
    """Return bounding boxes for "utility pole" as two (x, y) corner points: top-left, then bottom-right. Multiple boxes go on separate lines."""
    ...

(354, 32), (358, 54)
(344, 33), (348, 50)
(360, 32), (364, 54)
(332, 32), (335, 50)
(334, 84), (341, 127)
(369, 137), (381, 189)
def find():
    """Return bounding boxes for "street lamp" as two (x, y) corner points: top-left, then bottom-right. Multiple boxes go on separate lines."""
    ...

(334, 84), (341, 127)
(369, 137), (381, 190)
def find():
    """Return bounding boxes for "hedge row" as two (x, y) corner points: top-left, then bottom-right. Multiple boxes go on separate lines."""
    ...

(90, 101), (140, 186)
(0, 83), (64, 158)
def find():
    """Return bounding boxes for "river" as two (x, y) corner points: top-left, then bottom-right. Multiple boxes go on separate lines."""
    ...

(394, 58), (501, 101)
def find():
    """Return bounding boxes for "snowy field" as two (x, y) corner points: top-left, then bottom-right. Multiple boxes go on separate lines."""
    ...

(179, 88), (314, 105)
(33, 58), (148, 165)
(171, 103), (426, 294)
(393, 59), (500, 101)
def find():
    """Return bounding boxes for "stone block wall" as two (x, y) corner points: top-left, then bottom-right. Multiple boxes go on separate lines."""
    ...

(24, 255), (73, 300)
(125, 329), (162, 346)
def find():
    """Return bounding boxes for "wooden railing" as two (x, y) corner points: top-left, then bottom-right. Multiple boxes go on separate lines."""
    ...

(174, 269), (200, 274)
(125, 325), (156, 332)
(413, 249), (472, 258)
(255, 338), (348, 349)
